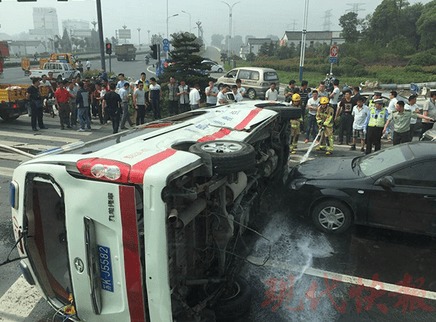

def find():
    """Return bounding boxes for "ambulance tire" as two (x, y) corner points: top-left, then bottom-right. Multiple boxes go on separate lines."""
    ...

(189, 140), (256, 175)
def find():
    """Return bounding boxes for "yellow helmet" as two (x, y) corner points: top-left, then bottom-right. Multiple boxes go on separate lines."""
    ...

(292, 93), (301, 102)
(320, 96), (329, 105)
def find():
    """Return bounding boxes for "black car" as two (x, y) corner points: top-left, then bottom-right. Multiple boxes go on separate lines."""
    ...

(286, 142), (436, 236)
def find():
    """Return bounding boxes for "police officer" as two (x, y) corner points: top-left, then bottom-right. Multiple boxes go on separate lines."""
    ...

(315, 96), (335, 155)
(363, 98), (388, 154)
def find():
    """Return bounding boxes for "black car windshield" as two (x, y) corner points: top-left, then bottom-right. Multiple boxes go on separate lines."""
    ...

(357, 145), (414, 176)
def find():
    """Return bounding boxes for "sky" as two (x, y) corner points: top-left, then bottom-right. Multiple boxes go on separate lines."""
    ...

(0, 0), (431, 44)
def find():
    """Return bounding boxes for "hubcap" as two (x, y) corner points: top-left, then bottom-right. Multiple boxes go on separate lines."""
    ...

(200, 142), (243, 154)
(318, 206), (345, 231)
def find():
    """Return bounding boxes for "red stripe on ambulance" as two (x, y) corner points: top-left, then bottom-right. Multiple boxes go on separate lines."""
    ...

(119, 185), (146, 322)
(129, 148), (177, 184)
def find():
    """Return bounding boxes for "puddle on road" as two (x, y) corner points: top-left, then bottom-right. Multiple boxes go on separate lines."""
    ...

(242, 214), (339, 322)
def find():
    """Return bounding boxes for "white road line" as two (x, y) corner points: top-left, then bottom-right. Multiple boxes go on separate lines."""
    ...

(0, 130), (80, 143)
(248, 256), (436, 301)
(0, 275), (42, 322)
(0, 167), (14, 178)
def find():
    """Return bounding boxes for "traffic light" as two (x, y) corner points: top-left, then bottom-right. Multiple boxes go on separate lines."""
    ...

(150, 44), (158, 59)
(105, 43), (112, 55)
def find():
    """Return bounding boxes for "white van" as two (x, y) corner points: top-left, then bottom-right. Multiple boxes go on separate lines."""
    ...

(10, 100), (300, 322)
(216, 67), (280, 100)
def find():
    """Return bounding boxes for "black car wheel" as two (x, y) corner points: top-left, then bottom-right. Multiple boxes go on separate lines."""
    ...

(189, 140), (256, 175)
(311, 200), (352, 233)
(247, 88), (256, 100)
(217, 68), (223, 73)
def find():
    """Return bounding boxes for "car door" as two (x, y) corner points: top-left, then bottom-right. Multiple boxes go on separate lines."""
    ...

(368, 161), (436, 235)
(221, 69), (238, 86)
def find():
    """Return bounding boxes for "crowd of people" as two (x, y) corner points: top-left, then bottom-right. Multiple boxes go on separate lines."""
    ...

(277, 79), (436, 155)
(25, 71), (436, 150)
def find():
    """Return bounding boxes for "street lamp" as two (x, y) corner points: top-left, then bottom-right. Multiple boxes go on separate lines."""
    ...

(147, 30), (151, 44)
(299, 0), (309, 81)
(137, 28), (141, 48)
(166, 14), (179, 39)
(222, 1), (240, 55)
(181, 10), (192, 33)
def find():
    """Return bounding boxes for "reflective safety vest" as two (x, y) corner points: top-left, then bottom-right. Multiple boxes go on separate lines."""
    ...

(368, 107), (387, 127)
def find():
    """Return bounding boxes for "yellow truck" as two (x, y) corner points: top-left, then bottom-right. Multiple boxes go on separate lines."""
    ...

(0, 84), (29, 121)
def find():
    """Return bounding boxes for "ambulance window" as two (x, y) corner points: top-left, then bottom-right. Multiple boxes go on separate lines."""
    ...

(24, 175), (72, 305)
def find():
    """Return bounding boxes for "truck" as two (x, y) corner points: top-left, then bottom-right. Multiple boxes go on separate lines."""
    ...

(114, 44), (137, 61)
(0, 84), (28, 121)
(0, 41), (10, 59)
(10, 100), (301, 321)
(29, 61), (80, 81)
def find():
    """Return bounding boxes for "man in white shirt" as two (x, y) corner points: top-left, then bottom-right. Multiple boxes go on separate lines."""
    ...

(236, 78), (246, 97)
(216, 86), (229, 105)
(85, 60), (91, 71)
(189, 83), (201, 110)
(119, 82), (133, 129)
(116, 73), (129, 90)
(305, 89), (320, 143)
(265, 83), (278, 101)
(329, 79), (340, 116)
(351, 97), (369, 152)
(405, 94), (420, 141)
(205, 81), (219, 106)
(231, 85), (243, 102)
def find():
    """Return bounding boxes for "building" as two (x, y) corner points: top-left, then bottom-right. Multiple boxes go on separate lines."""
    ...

(62, 20), (91, 37)
(240, 37), (273, 59)
(29, 7), (59, 52)
(280, 31), (345, 47)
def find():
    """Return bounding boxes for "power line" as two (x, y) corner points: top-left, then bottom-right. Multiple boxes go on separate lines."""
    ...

(322, 10), (332, 31)
(346, 3), (365, 14)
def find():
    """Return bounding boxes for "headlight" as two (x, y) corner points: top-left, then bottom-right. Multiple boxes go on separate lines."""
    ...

(290, 178), (307, 190)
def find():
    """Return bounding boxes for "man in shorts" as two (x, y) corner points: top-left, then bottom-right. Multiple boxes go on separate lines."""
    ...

(350, 97), (369, 152)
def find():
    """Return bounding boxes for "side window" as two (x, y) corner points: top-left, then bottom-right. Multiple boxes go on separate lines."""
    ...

(250, 71), (259, 80)
(226, 70), (238, 78)
(391, 161), (436, 187)
(238, 70), (251, 80)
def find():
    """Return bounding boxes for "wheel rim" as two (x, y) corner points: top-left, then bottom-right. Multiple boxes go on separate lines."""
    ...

(200, 141), (243, 154)
(317, 206), (345, 231)
(248, 89), (255, 99)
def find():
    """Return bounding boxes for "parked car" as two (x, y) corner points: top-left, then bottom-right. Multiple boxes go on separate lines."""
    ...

(201, 60), (224, 73)
(11, 100), (300, 322)
(286, 141), (436, 236)
(216, 67), (279, 100)
(421, 122), (436, 141)
(29, 61), (80, 81)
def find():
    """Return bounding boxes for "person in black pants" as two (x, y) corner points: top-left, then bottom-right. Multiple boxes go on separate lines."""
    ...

(26, 78), (47, 131)
(102, 83), (122, 134)
(364, 99), (388, 154)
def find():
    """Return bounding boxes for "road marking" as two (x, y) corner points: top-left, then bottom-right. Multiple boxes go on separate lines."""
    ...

(0, 275), (42, 322)
(0, 130), (80, 143)
(247, 256), (436, 301)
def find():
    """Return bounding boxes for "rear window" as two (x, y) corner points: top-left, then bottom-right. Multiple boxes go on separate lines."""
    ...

(264, 72), (279, 81)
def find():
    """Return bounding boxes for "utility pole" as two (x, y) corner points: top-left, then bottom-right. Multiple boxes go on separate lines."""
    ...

(96, 0), (106, 72)
(346, 3), (365, 14)
(322, 10), (332, 31)
(222, 1), (240, 56)
(299, 0), (309, 82)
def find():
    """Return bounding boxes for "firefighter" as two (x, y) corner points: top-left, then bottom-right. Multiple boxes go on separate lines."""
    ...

(315, 96), (335, 155)
(289, 94), (303, 154)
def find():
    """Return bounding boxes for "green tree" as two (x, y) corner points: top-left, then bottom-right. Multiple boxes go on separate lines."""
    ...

(366, 0), (410, 45)
(416, 0), (436, 50)
(61, 28), (71, 52)
(339, 12), (361, 43)
(162, 32), (209, 86)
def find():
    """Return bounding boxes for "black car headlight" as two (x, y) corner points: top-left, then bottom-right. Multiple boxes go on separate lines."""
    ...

(290, 178), (307, 190)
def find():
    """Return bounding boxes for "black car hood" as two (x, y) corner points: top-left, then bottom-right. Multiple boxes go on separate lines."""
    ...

(294, 157), (357, 180)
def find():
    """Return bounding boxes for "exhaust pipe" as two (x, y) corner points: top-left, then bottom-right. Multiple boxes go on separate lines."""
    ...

(168, 199), (207, 228)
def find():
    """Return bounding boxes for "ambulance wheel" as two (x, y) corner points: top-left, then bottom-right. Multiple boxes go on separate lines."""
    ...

(189, 140), (256, 175)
